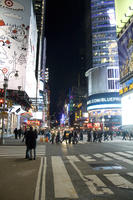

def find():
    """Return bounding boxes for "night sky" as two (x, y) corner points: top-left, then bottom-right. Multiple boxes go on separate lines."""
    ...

(45, 0), (89, 118)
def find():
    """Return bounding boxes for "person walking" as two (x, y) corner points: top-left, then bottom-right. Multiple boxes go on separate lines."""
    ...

(27, 127), (38, 160)
(14, 128), (18, 139)
(87, 129), (91, 142)
(18, 128), (22, 139)
(69, 131), (73, 144)
(51, 132), (55, 144)
(56, 131), (61, 143)
(23, 128), (29, 159)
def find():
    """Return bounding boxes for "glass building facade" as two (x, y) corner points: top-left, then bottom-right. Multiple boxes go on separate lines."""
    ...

(85, 0), (122, 130)
(91, 0), (120, 91)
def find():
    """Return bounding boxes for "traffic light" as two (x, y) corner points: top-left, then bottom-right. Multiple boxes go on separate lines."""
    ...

(0, 99), (4, 107)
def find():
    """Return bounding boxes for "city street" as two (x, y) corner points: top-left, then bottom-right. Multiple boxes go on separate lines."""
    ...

(0, 139), (133, 200)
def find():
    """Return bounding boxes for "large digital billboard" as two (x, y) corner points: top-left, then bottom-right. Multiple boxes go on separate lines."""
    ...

(122, 92), (133, 126)
(118, 22), (133, 82)
(0, 0), (37, 98)
(115, 0), (133, 33)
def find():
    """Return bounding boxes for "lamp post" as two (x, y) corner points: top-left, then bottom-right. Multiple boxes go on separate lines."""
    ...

(0, 69), (19, 145)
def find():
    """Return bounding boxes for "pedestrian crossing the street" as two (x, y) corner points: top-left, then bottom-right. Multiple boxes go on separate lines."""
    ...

(0, 145), (46, 157)
(35, 151), (133, 200)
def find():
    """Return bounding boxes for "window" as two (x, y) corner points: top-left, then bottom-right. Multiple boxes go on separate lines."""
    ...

(108, 80), (114, 89)
(115, 80), (119, 89)
(115, 69), (119, 78)
(108, 69), (114, 78)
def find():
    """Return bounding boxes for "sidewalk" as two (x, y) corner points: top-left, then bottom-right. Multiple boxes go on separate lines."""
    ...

(0, 157), (41, 200)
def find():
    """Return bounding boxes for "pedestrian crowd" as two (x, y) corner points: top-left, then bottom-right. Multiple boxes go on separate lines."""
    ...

(13, 126), (132, 160)
(46, 129), (80, 144)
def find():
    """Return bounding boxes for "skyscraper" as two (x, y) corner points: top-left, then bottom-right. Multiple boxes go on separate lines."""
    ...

(85, 0), (121, 130)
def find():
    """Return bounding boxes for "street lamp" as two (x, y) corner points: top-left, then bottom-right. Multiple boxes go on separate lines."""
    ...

(0, 69), (19, 145)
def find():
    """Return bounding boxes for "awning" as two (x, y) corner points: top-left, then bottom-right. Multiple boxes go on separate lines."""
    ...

(21, 112), (33, 119)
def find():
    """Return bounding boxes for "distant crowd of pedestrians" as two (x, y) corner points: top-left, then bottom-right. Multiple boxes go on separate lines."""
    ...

(13, 126), (133, 160)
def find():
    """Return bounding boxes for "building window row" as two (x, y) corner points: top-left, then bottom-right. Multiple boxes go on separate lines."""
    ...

(92, 16), (109, 22)
(92, 32), (116, 39)
(91, 0), (114, 7)
(93, 20), (112, 27)
(93, 51), (118, 57)
(92, 40), (117, 45)
(92, 26), (116, 32)
(91, 4), (114, 11)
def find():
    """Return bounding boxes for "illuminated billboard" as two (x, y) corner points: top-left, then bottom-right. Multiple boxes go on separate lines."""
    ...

(0, 0), (37, 98)
(122, 92), (133, 126)
(115, 0), (133, 33)
(118, 22), (133, 82)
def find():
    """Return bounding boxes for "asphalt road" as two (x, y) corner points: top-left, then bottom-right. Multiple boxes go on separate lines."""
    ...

(0, 139), (133, 200)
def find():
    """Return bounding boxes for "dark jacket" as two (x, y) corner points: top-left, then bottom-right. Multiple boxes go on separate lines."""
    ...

(26, 130), (37, 149)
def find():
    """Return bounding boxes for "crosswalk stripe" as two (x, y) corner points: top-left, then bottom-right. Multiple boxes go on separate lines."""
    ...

(104, 152), (133, 165)
(126, 151), (133, 155)
(79, 154), (96, 162)
(51, 156), (78, 199)
(68, 156), (113, 195)
(93, 153), (112, 161)
(66, 155), (80, 162)
(115, 152), (133, 158)
(104, 174), (133, 189)
(84, 175), (113, 195)
(127, 173), (133, 177)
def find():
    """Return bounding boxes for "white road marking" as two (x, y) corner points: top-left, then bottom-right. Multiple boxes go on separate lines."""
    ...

(104, 174), (133, 189)
(126, 151), (133, 155)
(34, 157), (43, 200)
(41, 157), (47, 200)
(66, 155), (80, 162)
(79, 154), (96, 162)
(52, 156), (78, 199)
(94, 153), (112, 161)
(84, 175), (113, 195)
(68, 158), (113, 195)
(115, 152), (133, 158)
(104, 152), (133, 165)
(127, 173), (133, 177)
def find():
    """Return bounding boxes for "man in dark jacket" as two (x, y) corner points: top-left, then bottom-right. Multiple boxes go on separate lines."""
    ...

(23, 128), (29, 159)
(26, 127), (37, 160)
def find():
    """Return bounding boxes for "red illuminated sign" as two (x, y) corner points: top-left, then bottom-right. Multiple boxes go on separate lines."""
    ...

(87, 123), (93, 128)
(27, 120), (40, 126)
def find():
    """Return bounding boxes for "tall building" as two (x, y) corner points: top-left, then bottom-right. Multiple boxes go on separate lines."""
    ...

(0, 0), (47, 136)
(85, 0), (121, 131)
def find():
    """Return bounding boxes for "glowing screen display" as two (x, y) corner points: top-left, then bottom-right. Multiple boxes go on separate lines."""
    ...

(122, 92), (133, 125)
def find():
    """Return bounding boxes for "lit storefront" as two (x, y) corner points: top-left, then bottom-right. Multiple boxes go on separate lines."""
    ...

(87, 93), (121, 131)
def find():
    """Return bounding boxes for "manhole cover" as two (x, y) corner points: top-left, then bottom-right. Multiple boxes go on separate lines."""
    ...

(89, 163), (125, 171)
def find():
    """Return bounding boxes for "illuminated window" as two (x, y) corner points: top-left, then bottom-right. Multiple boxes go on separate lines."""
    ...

(101, 58), (107, 63)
